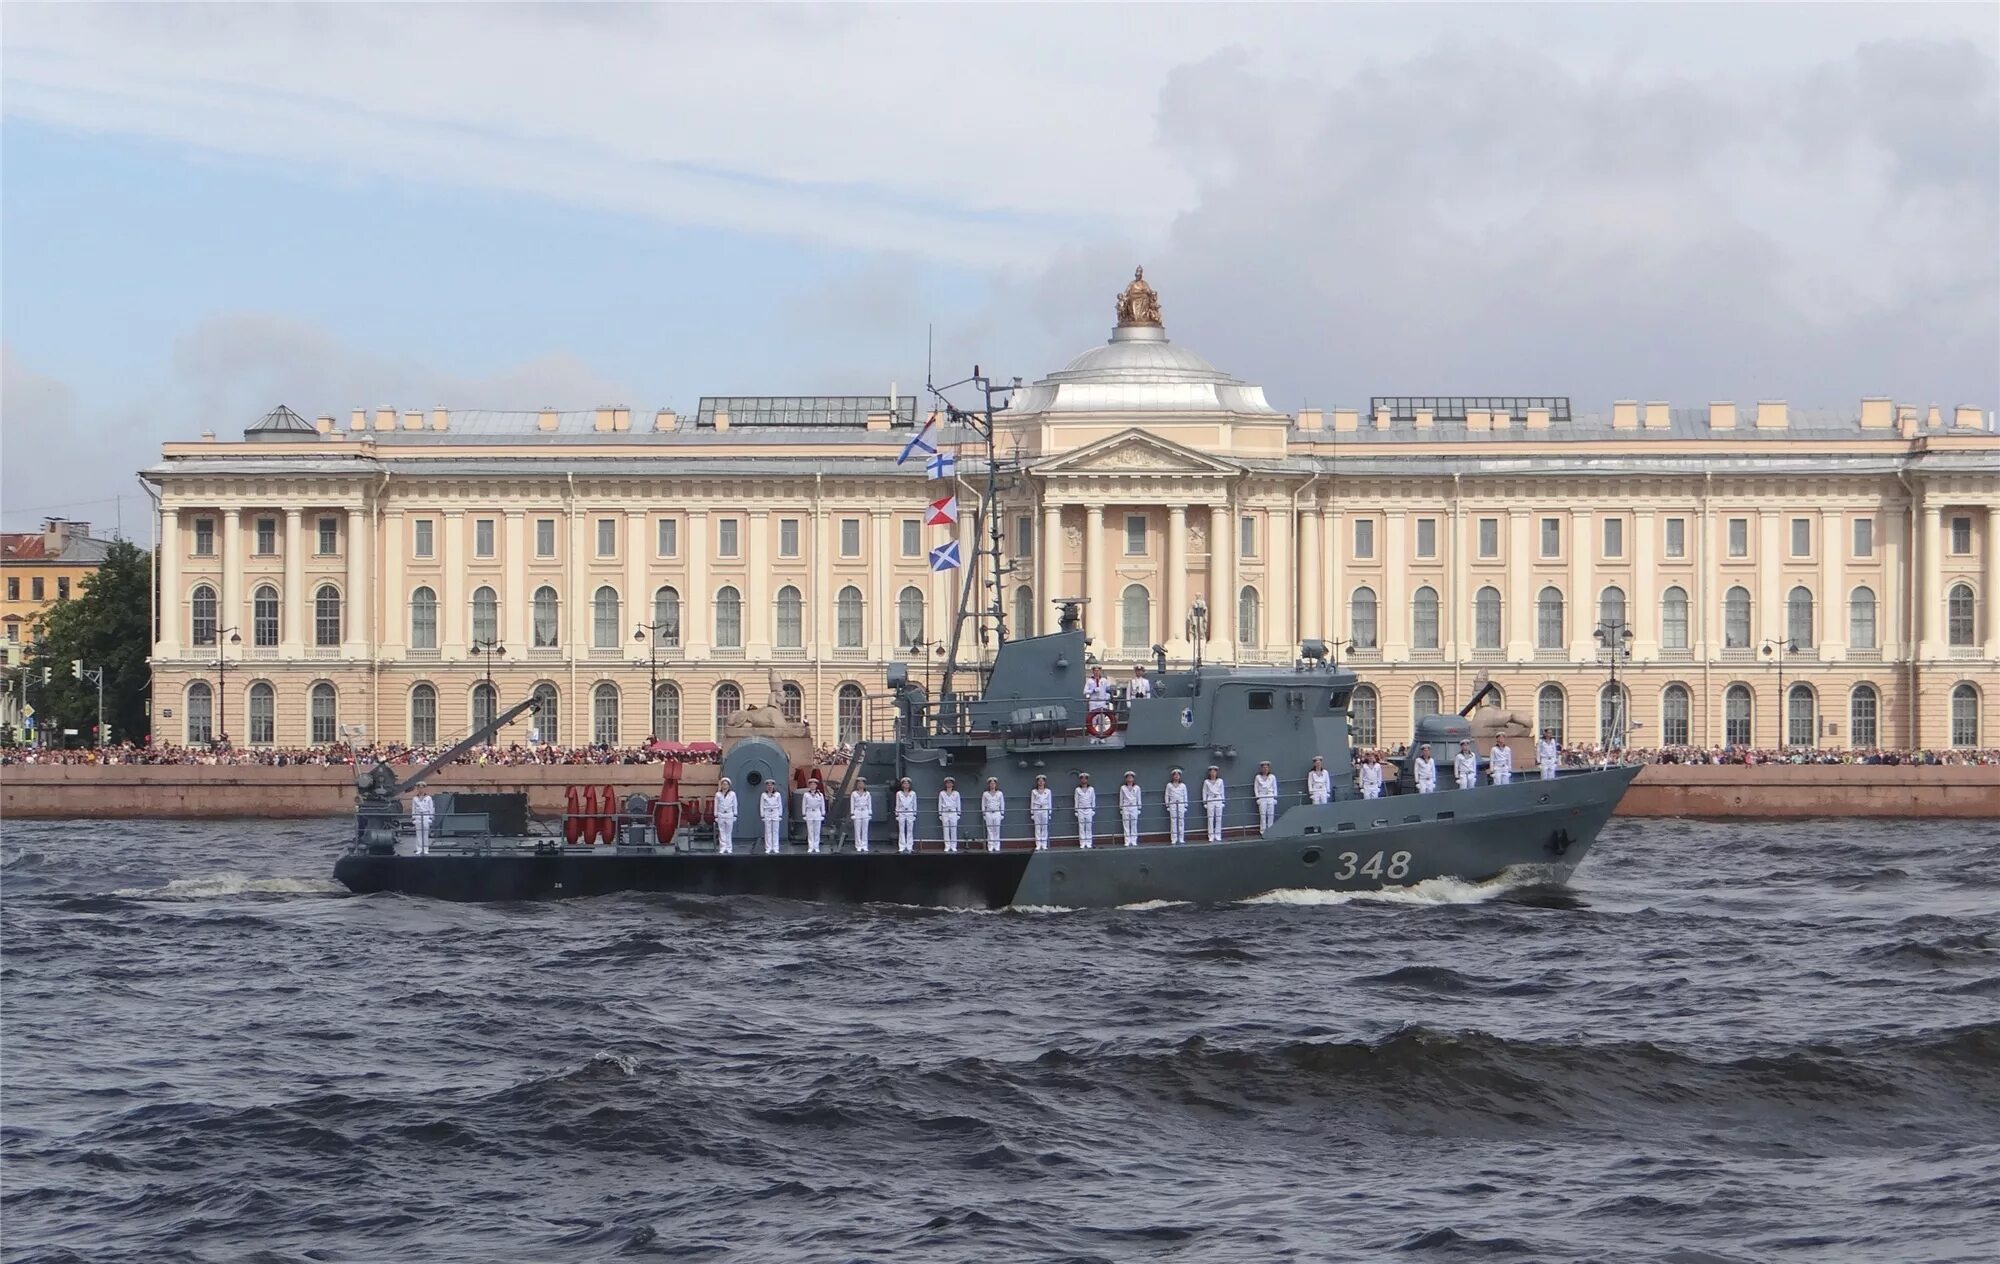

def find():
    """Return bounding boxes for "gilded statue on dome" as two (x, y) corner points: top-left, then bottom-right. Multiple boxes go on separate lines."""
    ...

(1115, 266), (1162, 328)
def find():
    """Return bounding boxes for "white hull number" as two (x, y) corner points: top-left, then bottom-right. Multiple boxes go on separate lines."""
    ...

(1334, 850), (1412, 881)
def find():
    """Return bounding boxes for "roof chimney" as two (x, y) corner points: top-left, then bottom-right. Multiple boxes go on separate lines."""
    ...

(1373, 406), (1392, 430)
(1332, 408), (1358, 432)
(1708, 402), (1737, 431)
(1954, 405), (1984, 430)
(1612, 400), (1639, 429)
(594, 407), (614, 433)
(1297, 408), (1324, 432)
(1860, 397), (1893, 429)
(654, 409), (678, 432)
(1643, 401), (1671, 429)
(613, 407), (631, 432)
(314, 415), (334, 434)
(1526, 407), (1550, 430)
(430, 408), (449, 431)
(1755, 401), (1788, 430)
(374, 408), (396, 432)
(537, 408), (558, 432)
(350, 409), (368, 431)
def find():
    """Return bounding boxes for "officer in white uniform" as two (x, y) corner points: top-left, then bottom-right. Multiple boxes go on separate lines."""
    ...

(1413, 744), (1439, 794)
(937, 777), (963, 853)
(759, 782), (785, 853)
(1029, 775), (1053, 850)
(1084, 667), (1112, 742)
(1118, 771), (1143, 846)
(981, 777), (1006, 852)
(1538, 730), (1561, 781)
(1128, 666), (1153, 700)
(1253, 761), (1279, 835)
(1454, 741), (1480, 791)
(713, 777), (738, 855)
(1306, 756), (1332, 806)
(848, 777), (873, 853)
(1489, 741), (1514, 785)
(1201, 766), (1226, 843)
(1073, 773), (1098, 849)
(1163, 768), (1189, 845)
(801, 780), (828, 853)
(410, 789), (436, 855)
(894, 777), (919, 853)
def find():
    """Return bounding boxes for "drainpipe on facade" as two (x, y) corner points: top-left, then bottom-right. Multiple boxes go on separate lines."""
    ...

(1897, 466), (1919, 748)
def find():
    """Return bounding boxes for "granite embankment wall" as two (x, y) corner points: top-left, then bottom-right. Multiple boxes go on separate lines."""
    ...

(3, 764), (1999, 821)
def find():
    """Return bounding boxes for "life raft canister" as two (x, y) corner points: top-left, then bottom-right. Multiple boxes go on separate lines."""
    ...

(1086, 710), (1116, 738)
(599, 785), (619, 844)
(564, 784), (583, 844)
(653, 798), (681, 847)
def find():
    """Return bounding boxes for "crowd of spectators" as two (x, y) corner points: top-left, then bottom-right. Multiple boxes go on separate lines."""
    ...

(1372, 742), (2000, 767)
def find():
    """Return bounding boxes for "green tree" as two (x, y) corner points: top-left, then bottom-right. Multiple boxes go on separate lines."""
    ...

(28, 540), (154, 745)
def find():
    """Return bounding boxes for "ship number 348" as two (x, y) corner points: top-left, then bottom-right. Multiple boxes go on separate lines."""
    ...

(1334, 850), (1412, 880)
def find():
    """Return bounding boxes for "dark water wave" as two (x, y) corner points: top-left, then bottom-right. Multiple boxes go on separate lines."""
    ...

(4, 818), (1999, 1262)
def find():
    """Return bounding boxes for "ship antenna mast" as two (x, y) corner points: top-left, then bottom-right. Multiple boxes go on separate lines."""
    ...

(925, 364), (1018, 708)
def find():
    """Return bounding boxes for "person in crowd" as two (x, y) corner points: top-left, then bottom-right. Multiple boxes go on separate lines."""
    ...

(893, 777), (918, 854)
(1307, 755), (1332, 806)
(801, 778), (828, 853)
(713, 776), (738, 855)
(1413, 744), (1439, 794)
(1489, 740), (1513, 785)
(937, 777), (962, 853)
(410, 787), (436, 855)
(1030, 775), (1054, 850)
(849, 777), (872, 853)
(1074, 772), (1098, 849)
(1164, 767), (1189, 845)
(1538, 730), (1561, 780)
(760, 780), (785, 853)
(1129, 665), (1153, 700)
(981, 777), (1006, 852)
(1118, 771), (1143, 846)
(1201, 766), (1226, 843)
(1253, 760), (1279, 834)
(1084, 666), (1113, 742)
(1454, 740), (1479, 791)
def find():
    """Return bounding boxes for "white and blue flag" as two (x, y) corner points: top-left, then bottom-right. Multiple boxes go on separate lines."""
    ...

(925, 451), (956, 481)
(897, 415), (937, 465)
(927, 540), (962, 572)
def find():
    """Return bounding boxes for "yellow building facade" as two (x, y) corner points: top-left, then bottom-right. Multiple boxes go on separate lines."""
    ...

(2, 519), (113, 730)
(142, 278), (1999, 752)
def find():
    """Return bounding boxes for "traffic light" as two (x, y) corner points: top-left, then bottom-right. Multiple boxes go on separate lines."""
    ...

(71, 659), (83, 680)
(41, 666), (50, 683)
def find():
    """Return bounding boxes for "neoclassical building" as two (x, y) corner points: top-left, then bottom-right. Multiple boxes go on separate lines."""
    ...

(143, 272), (1998, 752)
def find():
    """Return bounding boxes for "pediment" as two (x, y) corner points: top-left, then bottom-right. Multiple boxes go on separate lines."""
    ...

(1035, 430), (1241, 476)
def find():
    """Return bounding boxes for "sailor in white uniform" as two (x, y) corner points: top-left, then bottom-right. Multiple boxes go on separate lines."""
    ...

(937, 777), (963, 853)
(848, 777), (873, 853)
(410, 789), (436, 855)
(1454, 740), (1480, 791)
(1489, 741), (1514, 786)
(981, 777), (1006, 853)
(1029, 775), (1054, 850)
(1359, 752), (1384, 800)
(801, 780), (828, 853)
(1128, 665), (1153, 700)
(1201, 767), (1226, 843)
(1306, 756), (1332, 806)
(1413, 744), (1439, 794)
(1118, 772), (1143, 846)
(894, 778), (919, 853)
(1538, 730), (1561, 781)
(713, 777), (738, 855)
(1253, 761), (1279, 834)
(759, 782), (784, 853)
(1084, 667), (1113, 742)
(1164, 768), (1189, 845)
(1073, 773), (1098, 849)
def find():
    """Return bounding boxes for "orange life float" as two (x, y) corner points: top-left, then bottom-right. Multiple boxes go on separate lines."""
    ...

(563, 785), (583, 844)
(600, 785), (619, 844)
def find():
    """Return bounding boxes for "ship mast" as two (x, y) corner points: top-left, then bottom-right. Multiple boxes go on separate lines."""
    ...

(926, 366), (1018, 709)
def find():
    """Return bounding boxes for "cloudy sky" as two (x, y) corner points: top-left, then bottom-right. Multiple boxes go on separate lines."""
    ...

(3, 3), (1995, 540)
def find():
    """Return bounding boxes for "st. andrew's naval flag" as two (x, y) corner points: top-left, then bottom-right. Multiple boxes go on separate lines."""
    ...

(928, 540), (962, 572)
(897, 413), (937, 465)
(925, 495), (959, 526)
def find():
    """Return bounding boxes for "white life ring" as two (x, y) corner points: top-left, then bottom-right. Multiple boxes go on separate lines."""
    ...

(1086, 710), (1116, 738)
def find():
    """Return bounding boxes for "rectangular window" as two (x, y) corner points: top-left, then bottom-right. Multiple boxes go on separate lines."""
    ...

(31, 577), (44, 601)
(596, 518), (616, 558)
(1016, 516), (1033, 555)
(1603, 518), (1624, 559)
(840, 518), (861, 557)
(1477, 518), (1499, 559)
(1727, 518), (1749, 558)
(4, 578), (15, 600)
(413, 520), (435, 559)
(1126, 514), (1147, 556)
(717, 519), (740, 558)
(1239, 515), (1256, 558)
(656, 518), (678, 558)
(1665, 518), (1686, 558)
(1353, 519), (1374, 560)
(778, 518), (800, 558)
(535, 518), (556, 558)
(317, 517), (338, 555)
(474, 518), (496, 558)
(1415, 518), (1436, 559)
(193, 519), (216, 556)
(57, 577), (69, 600)
(255, 518), (277, 555)
(1951, 516), (1972, 554)
(1791, 517), (1812, 557)
(5, 624), (15, 643)
(1852, 518), (1874, 558)
(902, 518), (921, 557)
(1540, 518), (1561, 558)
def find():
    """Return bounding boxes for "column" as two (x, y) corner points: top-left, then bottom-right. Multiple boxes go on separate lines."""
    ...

(1699, 507), (1720, 657)
(1568, 510), (1594, 660)
(687, 510), (712, 656)
(1209, 503), (1234, 653)
(1041, 501), (1063, 635)
(1325, 509), (1343, 647)
(1383, 510), (1409, 657)
(1166, 504), (1189, 653)
(158, 507), (182, 656)
(625, 509), (647, 658)
(502, 510), (526, 653)
(1506, 510), (1533, 660)
(1267, 505), (1293, 657)
(281, 508), (305, 657)
(221, 510), (243, 637)
(1084, 505), (1107, 647)
(1818, 507), (1844, 659)
(1448, 506), (1468, 658)
(569, 509), (590, 654)
(345, 506), (373, 657)
(1881, 507), (1904, 660)
(1633, 511), (1658, 659)
(808, 502), (828, 657)
(1918, 503), (1942, 658)
(871, 509), (892, 657)
(746, 510), (772, 657)
(442, 509), (467, 656)
(381, 510), (406, 654)
(1758, 510), (1782, 651)
(1984, 508), (1998, 659)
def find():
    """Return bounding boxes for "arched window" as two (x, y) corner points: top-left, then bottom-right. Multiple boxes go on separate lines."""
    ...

(1724, 586), (1751, 649)
(715, 586), (744, 649)
(898, 586), (926, 650)
(836, 683), (865, 745)
(1948, 583), (1975, 647)
(467, 586), (498, 646)
(1412, 586), (1440, 651)
(190, 584), (218, 647)
(532, 586), (560, 648)
(410, 683), (438, 745)
(1787, 586), (1815, 649)
(774, 586), (803, 650)
(780, 682), (804, 722)
(592, 682), (620, 745)
(1536, 684), (1565, 743)
(252, 584), (280, 648)
(1661, 684), (1691, 746)
(592, 585), (621, 650)
(1724, 684), (1752, 747)
(652, 682), (681, 742)
(1849, 586), (1878, 651)
(1537, 587), (1565, 650)
(1598, 585), (1627, 632)
(310, 682), (337, 744)
(1237, 586), (1260, 648)
(1348, 684), (1379, 746)
(1950, 682), (1980, 747)
(1786, 683), (1816, 748)
(836, 586), (864, 649)
(714, 682), (742, 739)
(186, 681), (214, 744)
(410, 587), (439, 650)
(1473, 587), (1502, 650)
(1661, 586), (1690, 651)
(530, 683), (558, 744)
(1412, 683), (1441, 720)
(1349, 587), (1378, 650)
(1600, 683), (1628, 747)
(314, 585), (342, 647)
(1121, 584), (1151, 650)
(1013, 586), (1035, 638)
(653, 586), (682, 649)
(1849, 684), (1879, 748)
(471, 681), (497, 732)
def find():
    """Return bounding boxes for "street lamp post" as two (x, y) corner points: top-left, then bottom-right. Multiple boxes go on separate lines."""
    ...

(1761, 637), (1798, 750)
(632, 621), (670, 739)
(1592, 618), (1634, 749)
(1186, 596), (1210, 672)
(212, 627), (241, 748)
(471, 638), (505, 731)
